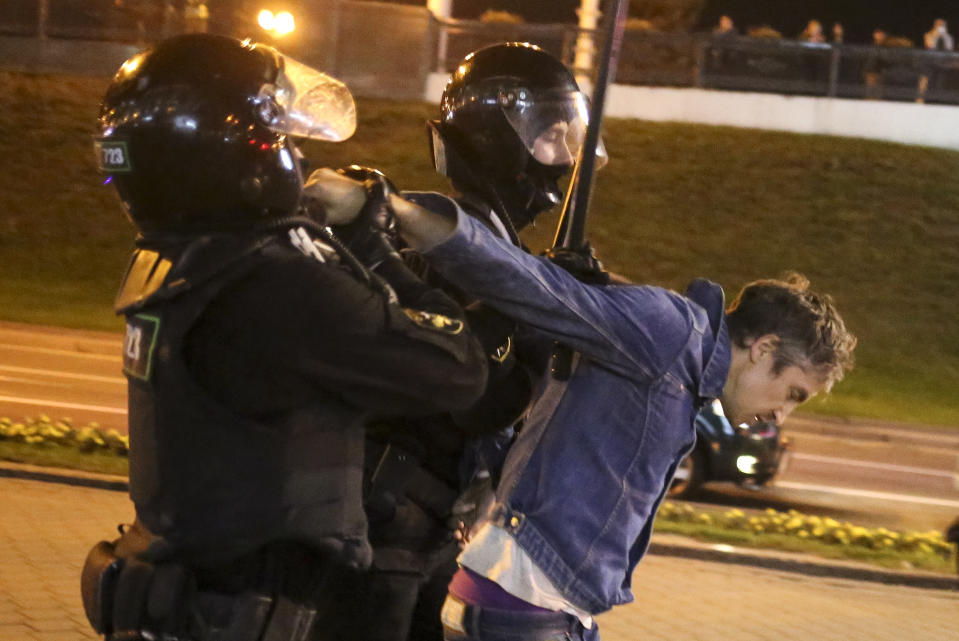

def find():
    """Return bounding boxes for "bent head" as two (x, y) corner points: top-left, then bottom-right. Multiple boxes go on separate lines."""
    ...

(721, 272), (856, 427)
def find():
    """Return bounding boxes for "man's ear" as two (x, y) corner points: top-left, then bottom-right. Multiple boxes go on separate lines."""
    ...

(749, 334), (781, 363)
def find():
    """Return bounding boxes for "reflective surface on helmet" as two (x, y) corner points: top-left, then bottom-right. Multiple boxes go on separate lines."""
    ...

(496, 88), (608, 169)
(259, 54), (356, 142)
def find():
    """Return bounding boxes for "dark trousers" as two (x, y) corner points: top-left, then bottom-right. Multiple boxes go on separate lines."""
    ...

(439, 595), (596, 641)
(318, 544), (459, 641)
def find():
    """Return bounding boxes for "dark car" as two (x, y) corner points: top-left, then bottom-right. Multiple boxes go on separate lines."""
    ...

(946, 517), (959, 576)
(668, 399), (790, 498)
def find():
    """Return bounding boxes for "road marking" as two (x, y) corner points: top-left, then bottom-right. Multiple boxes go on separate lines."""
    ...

(774, 481), (959, 508)
(790, 452), (954, 478)
(0, 365), (125, 385)
(0, 343), (120, 362)
(0, 395), (127, 415)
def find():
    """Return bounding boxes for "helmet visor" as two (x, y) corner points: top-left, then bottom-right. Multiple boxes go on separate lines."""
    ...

(260, 55), (357, 142)
(502, 89), (608, 169)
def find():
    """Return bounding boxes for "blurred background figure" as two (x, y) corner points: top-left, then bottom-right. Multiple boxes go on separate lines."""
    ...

(798, 19), (827, 89)
(925, 18), (955, 50)
(864, 28), (888, 100)
(713, 14), (736, 37)
(918, 18), (955, 103)
(798, 19), (826, 43)
(831, 22), (844, 44)
(709, 14), (738, 71)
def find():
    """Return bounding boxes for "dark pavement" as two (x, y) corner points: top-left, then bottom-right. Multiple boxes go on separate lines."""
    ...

(1, 465), (957, 641)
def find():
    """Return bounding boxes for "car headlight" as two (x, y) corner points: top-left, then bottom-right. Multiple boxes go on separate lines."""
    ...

(736, 455), (758, 475)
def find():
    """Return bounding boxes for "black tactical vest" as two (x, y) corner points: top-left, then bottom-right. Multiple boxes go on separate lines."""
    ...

(116, 237), (371, 570)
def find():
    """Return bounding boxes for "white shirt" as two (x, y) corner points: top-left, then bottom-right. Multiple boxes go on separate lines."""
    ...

(458, 522), (594, 628)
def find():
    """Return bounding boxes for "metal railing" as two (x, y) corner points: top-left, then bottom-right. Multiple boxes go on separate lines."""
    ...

(5, 2), (959, 105)
(432, 20), (959, 105)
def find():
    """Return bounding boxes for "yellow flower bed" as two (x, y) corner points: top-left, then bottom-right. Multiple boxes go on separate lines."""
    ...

(657, 501), (955, 560)
(0, 416), (128, 456)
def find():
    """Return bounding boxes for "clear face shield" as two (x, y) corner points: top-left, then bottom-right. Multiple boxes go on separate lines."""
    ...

(502, 88), (608, 169)
(253, 53), (357, 142)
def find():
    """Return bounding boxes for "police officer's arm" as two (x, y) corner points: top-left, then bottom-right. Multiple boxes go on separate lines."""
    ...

(185, 250), (488, 419)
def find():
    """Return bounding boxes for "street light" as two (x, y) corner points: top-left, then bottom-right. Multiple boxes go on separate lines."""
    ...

(257, 9), (295, 37)
(273, 11), (295, 35)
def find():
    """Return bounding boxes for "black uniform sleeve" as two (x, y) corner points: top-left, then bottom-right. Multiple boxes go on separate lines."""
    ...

(184, 251), (488, 418)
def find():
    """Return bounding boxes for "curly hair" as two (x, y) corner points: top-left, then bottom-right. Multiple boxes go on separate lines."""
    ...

(725, 272), (857, 391)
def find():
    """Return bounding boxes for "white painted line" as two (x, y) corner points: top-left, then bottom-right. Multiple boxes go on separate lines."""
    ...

(0, 365), (126, 385)
(774, 481), (959, 509)
(0, 329), (121, 347)
(790, 452), (954, 478)
(0, 343), (120, 362)
(0, 395), (127, 415)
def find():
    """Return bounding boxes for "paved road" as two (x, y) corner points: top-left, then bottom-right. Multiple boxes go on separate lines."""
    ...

(698, 419), (959, 532)
(0, 323), (125, 433)
(3, 320), (959, 532)
(1, 476), (957, 641)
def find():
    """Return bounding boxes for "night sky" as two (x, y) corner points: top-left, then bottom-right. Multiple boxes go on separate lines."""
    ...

(449, 0), (959, 45)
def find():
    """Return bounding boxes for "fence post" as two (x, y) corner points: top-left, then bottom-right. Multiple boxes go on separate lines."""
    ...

(324, 0), (341, 77)
(828, 45), (840, 97)
(427, 0), (451, 72)
(573, 0), (601, 88)
(694, 37), (707, 88)
(37, 0), (49, 40)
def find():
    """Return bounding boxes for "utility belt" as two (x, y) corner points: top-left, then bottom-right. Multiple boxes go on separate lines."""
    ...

(81, 522), (326, 641)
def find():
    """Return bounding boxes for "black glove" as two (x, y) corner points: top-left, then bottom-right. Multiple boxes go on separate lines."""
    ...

(542, 242), (611, 285)
(331, 165), (401, 268)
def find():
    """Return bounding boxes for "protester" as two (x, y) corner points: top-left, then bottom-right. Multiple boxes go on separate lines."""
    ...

(310, 183), (857, 641)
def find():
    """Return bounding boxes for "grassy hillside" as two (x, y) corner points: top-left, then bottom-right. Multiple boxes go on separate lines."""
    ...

(1, 71), (957, 425)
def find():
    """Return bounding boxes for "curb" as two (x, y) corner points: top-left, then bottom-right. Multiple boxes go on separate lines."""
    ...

(1, 461), (956, 591)
(0, 460), (128, 492)
(647, 541), (958, 592)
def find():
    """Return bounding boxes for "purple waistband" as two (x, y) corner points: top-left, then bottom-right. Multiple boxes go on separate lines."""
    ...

(448, 567), (554, 612)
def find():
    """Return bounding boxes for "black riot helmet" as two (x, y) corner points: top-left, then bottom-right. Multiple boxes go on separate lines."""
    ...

(97, 34), (356, 235)
(430, 42), (606, 233)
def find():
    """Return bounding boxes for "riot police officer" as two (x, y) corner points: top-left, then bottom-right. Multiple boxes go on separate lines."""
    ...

(425, 41), (604, 242)
(81, 33), (488, 641)
(312, 43), (606, 641)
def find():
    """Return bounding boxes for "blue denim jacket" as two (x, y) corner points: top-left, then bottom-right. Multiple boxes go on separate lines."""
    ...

(419, 195), (731, 615)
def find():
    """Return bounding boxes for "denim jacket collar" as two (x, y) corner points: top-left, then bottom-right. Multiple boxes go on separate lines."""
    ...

(683, 278), (730, 401)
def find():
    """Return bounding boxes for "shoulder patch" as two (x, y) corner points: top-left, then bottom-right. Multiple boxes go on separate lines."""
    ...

(123, 314), (160, 381)
(94, 139), (132, 173)
(402, 308), (464, 335)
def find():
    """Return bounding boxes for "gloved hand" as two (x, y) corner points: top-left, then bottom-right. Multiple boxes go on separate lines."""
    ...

(542, 242), (611, 285)
(331, 165), (402, 268)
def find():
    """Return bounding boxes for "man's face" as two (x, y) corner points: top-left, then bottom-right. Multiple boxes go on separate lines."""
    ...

(721, 336), (826, 427)
(531, 121), (576, 167)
